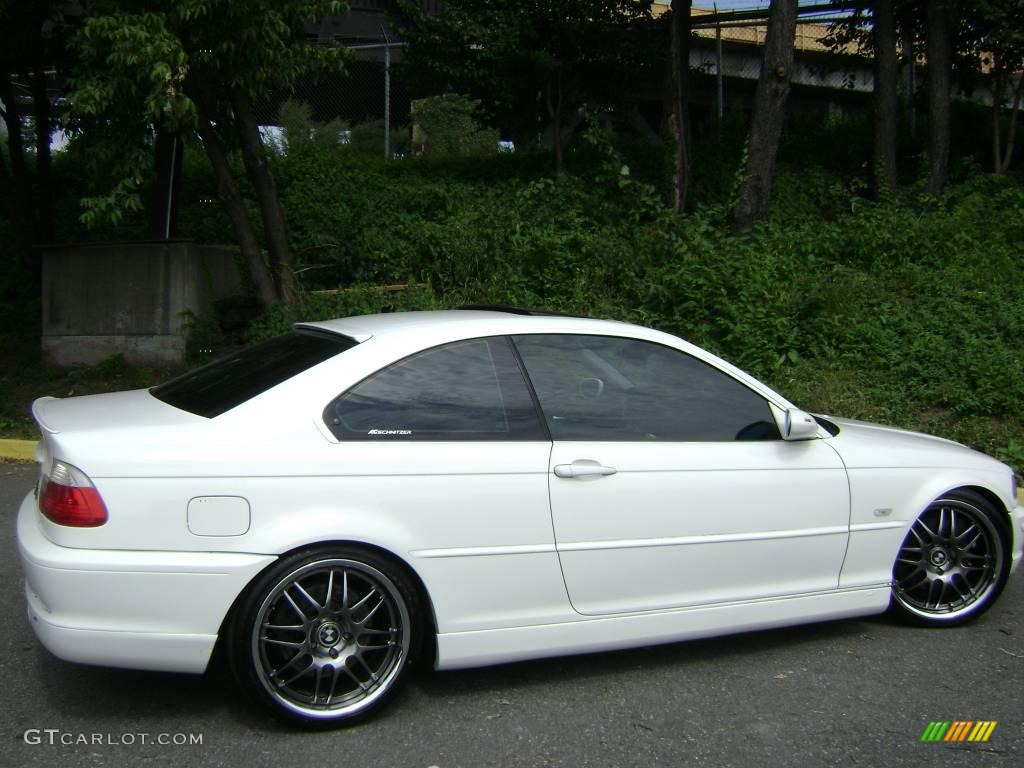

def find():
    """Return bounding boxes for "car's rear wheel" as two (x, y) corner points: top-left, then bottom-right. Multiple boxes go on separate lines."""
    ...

(891, 491), (1010, 626)
(227, 546), (423, 728)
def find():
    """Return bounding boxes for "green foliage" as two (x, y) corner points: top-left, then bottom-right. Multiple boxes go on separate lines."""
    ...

(397, 0), (658, 151)
(67, 0), (349, 227)
(0, 350), (185, 440)
(347, 119), (412, 158)
(273, 99), (348, 153)
(181, 308), (226, 363)
(246, 283), (441, 343)
(410, 94), (499, 157)
(996, 439), (1024, 476)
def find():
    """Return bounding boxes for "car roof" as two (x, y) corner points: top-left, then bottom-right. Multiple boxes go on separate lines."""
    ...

(296, 309), (645, 344)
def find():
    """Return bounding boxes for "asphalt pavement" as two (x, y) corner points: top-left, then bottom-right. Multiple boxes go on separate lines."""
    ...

(2, 461), (1021, 768)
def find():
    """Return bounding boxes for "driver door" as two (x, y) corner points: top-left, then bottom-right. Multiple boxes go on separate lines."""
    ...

(512, 333), (850, 616)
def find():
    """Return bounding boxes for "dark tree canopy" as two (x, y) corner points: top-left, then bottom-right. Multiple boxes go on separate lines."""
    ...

(398, 0), (656, 169)
(68, 0), (350, 306)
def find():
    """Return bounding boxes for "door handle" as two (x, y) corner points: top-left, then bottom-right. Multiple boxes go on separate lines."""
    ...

(554, 461), (617, 479)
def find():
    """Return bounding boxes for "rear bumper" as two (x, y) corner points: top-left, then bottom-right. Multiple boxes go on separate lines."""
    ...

(16, 492), (275, 674)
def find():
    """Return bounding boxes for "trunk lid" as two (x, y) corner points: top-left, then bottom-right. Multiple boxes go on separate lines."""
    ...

(32, 389), (205, 435)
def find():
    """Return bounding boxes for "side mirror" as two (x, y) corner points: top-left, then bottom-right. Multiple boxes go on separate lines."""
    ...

(778, 407), (819, 441)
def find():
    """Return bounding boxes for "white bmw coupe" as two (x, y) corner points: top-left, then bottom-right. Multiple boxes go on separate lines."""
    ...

(16, 308), (1022, 727)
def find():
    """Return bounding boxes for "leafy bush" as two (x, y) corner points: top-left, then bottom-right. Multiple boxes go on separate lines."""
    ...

(410, 94), (499, 157)
(273, 99), (348, 153)
(246, 282), (440, 342)
(348, 118), (412, 158)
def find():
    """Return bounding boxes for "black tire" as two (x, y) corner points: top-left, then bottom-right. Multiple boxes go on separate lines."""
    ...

(890, 490), (1011, 627)
(227, 545), (424, 728)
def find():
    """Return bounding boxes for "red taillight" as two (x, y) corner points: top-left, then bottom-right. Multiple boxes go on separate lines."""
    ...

(39, 460), (108, 527)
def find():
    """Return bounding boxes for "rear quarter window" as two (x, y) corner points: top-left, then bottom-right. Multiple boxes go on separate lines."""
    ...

(151, 329), (355, 417)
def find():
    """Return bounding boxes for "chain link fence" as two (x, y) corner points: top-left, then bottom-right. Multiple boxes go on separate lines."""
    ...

(254, 43), (414, 158)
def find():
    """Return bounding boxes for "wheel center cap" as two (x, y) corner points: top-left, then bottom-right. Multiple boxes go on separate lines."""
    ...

(930, 549), (949, 566)
(317, 622), (341, 647)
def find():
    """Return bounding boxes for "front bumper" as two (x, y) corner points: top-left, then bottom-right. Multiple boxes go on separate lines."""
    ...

(16, 492), (275, 674)
(1013, 493), (1024, 574)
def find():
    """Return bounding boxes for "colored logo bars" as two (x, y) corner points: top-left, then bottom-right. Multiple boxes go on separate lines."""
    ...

(921, 721), (997, 743)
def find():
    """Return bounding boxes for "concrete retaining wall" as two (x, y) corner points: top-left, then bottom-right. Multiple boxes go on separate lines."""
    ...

(41, 241), (244, 365)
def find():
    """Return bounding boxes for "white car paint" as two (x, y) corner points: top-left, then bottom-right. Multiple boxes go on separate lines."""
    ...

(16, 310), (1024, 680)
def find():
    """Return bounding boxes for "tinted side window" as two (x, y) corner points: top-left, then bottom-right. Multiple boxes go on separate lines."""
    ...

(512, 334), (780, 442)
(152, 330), (356, 418)
(325, 337), (545, 440)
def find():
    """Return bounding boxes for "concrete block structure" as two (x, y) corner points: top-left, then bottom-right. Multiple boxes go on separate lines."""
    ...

(41, 240), (243, 365)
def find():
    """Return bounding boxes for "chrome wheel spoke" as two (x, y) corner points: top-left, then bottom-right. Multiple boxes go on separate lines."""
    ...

(264, 623), (305, 632)
(262, 637), (305, 649)
(278, 659), (316, 688)
(341, 661), (371, 693)
(900, 569), (929, 592)
(349, 650), (380, 684)
(948, 574), (970, 602)
(915, 517), (938, 541)
(325, 663), (342, 704)
(953, 523), (978, 545)
(960, 557), (990, 572)
(282, 590), (307, 622)
(272, 648), (309, 677)
(325, 569), (335, 611)
(357, 626), (396, 637)
(350, 587), (379, 615)
(355, 593), (387, 626)
(960, 531), (983, 551)
(311, 665), (324, 704)
(292, 580), (322, 611)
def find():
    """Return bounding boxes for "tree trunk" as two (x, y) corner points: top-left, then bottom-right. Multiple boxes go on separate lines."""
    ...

(30, 63), (52, 245)
(732, 0), (798, 231)
(872, 0), (898, 197)
(229, 85), (296, 305)
(900, 25), (917, 140)
(992, 72), (1005, 173)
(0, 67), (36, 271)
(0, 143), (10, 215)
(993, 68), (1024, 173)
(1002, 77), (1024, 172)
(926, 0), (952, 196)
(150, 131), (184, 238)
(668, 0), (692, 213)
(188, 83), (278, 310)
(545, 80), (565, 173)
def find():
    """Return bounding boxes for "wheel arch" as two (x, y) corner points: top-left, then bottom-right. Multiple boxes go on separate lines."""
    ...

(942, 484), (1013, 547)
(213, 538), (440, 669)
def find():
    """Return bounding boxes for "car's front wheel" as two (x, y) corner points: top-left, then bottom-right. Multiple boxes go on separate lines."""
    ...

(227, 546), (423, 728)
(891, 490), (1010, 626)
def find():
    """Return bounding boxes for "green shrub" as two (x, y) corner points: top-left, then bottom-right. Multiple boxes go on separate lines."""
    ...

(410, 94), (499, 157)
